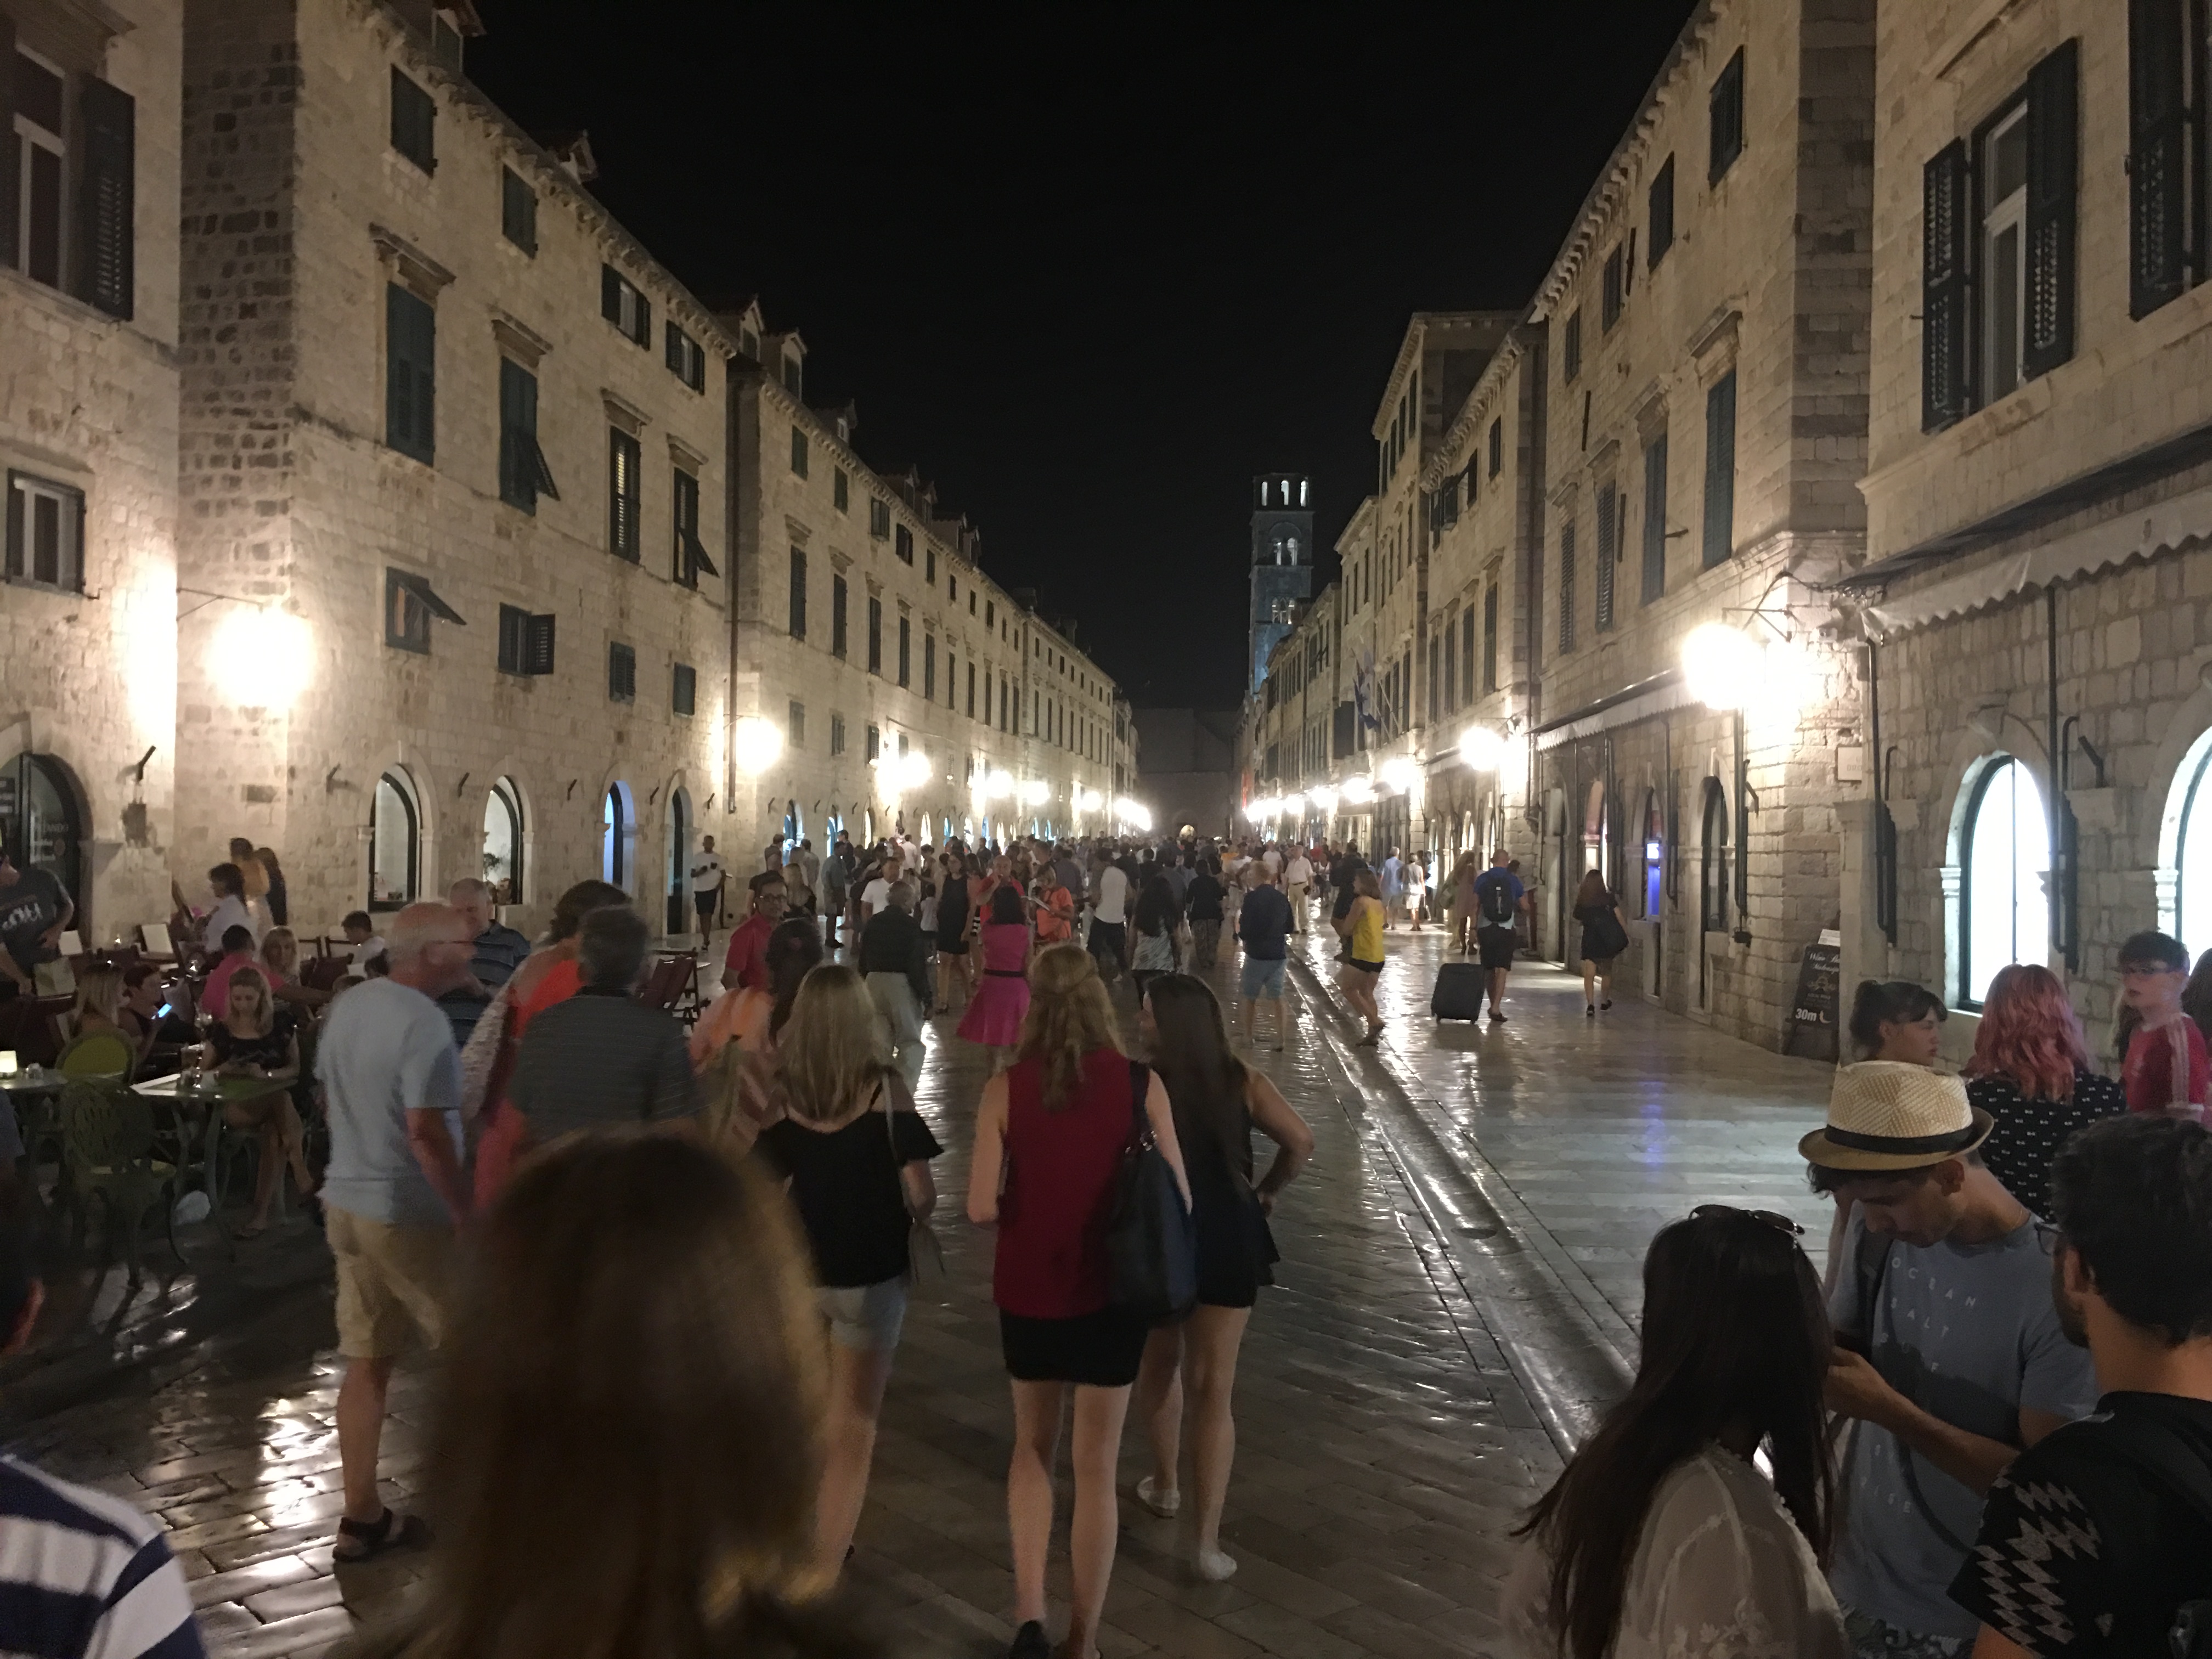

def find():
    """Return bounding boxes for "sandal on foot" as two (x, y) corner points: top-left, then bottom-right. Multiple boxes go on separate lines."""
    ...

(334, 1507), (431, 1564)
(1195, 1547), (1239, 1582)
(1137, 1475), (1181, 1517)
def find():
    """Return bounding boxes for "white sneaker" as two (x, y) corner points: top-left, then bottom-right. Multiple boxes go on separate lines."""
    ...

(1195, 1547), (1238, 1582)
(1137, 1476), (1181, 1518)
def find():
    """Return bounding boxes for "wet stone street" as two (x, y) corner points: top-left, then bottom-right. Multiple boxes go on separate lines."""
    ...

(2, 911), (1833, 1658)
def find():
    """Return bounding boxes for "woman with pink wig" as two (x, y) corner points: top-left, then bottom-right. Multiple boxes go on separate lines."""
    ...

(1962, 963), (2126, 1217)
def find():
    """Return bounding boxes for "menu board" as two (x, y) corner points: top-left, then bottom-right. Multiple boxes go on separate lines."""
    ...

(1785, 933), (1842, 1062)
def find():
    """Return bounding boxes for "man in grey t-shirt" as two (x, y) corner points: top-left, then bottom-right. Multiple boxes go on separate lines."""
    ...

(315, 900), (476, 1565)
(1803, 1063), (2098, 1656)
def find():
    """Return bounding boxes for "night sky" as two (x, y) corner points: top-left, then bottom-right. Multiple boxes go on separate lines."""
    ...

(466, 3), (1701, 708)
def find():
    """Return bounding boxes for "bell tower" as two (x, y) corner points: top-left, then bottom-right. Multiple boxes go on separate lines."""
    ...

(1249, 474), (1313, 695)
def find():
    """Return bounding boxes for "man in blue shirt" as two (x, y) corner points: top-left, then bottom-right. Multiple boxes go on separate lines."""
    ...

(436, 877), (533, 1048)
(1469, 851), (1525, 1022)
(1235, 861), (1294, 1051)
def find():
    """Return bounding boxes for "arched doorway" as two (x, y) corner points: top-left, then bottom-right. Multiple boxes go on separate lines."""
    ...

(665, 786), (693, 936)
(370, 769), (424, 912)
(0, 752), (84, 920)
(1699, 780), (1729, 1010)
(602, 782), (636, 894)
(482, 777), (524, 907)
(1959, 756), (2050, 1007)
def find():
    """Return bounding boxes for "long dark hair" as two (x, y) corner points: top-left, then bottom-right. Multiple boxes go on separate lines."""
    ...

(1132, 874), (1179, 937)
(1144, 975), (1249, 1175)
(549, 880), (629, 944)
(988, 884), (1025, 926)
(1847, 978), (1945, 1058)
(1514, 1209), (1833, 1659)
(762, 917), (824, 1041)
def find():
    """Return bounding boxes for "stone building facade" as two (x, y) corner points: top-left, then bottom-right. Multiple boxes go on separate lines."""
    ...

(1832, 0), (2212, 1058)
(725, 340), (1136, 862)
(1, 0), (180, 943)
(160, 0), (1135, 944)
(1236, 0), (1878, 1053)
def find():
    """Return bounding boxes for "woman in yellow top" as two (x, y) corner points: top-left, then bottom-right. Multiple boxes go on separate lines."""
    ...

(1340, 871), (1386, 1047)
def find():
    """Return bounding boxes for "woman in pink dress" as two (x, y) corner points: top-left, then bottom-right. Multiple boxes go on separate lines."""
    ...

(958, 884), (1032, 1068)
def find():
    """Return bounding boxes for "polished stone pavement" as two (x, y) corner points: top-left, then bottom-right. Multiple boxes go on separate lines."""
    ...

(2, 904), (1836, 1658)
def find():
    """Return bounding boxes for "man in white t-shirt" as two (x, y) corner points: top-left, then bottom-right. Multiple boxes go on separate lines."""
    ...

(860, 854), (902, 930)
(690, 836), (726, 933)
(1284, 848), (1313, 933)
(1089, 851), (1130, 982)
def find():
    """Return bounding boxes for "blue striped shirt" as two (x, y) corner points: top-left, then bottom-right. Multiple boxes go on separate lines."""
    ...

(0, 1455), (204, 1658)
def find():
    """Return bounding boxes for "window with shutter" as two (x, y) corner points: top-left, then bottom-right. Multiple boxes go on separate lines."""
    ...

(390, 68), (435, 172)
(867, 596), (882, 673)
(790, 427), (808, 478)
(608, 642), (636, 703)
(1488, 417), (1504, 478)
(673, 469), (707, 586)
(672, 663), (696, 717)
(924, 634), (936, 699)
(5, 471), (84, 593)
(788, 701), (804, 748)
(1562, 309), (1582, 383)
(866, 724), (879, 762)
(898, 615), (911, 686)
(2022, 40), (2078, 380)
(1483, 586), (1499, 693)
(1602, 247), (1624, 330)
(788, 546), (806, 639)
(1921, 142), (1973, 432)
(497, 605), (528, 673)
(501, 167), (536, 255)
(870, 499), (890, 539)
(76, 77), (132, 319)
(607, 428), (641, 562)
(1648, 154), (1675, 268)
(831, 575), (848, 658)
(11, 48), (63, 288)
(0, 14), (18, 272)
(830, 713), (845, 755)
(967, 661), (977, 718)
(499, 359), (554, 511)
(524, 612), (555, 675)
(2130, 0), (2191, 318)
(385, 285), (436, 464)
(1709, 49), (1745, 183)
(1641, 433), (1668, 604)
(600, 266), (649, 346)
(1462, 606), (1476, 699)
(833, 469), (849, 512)
(895, 524), (914, 565)
(1595, 483), (1617, 632)
(1703, 372), (1737, 568)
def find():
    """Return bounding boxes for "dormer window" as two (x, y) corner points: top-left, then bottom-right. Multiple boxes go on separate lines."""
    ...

(740, 329), (760, 360)
(782, 354), (802, 398)
(431, 9), (465, 69)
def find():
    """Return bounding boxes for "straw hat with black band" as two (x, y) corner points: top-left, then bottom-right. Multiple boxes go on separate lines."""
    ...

(1798, 1060), (1994, 1172)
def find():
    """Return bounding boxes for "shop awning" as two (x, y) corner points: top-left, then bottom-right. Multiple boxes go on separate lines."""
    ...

(1863, 481), (2212, 637)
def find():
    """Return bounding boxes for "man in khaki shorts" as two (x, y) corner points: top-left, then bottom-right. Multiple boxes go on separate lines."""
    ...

(314, 900), (476, 1562)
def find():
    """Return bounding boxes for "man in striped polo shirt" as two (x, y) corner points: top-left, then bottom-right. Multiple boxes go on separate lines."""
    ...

(0, 1193), (203, 1657)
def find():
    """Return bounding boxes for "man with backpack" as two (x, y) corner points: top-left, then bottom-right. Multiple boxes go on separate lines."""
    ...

(1469, 850), (1526, 1022)
(1803, 1063), (2097, 1658)
(1949, 1113), (2212, 1657)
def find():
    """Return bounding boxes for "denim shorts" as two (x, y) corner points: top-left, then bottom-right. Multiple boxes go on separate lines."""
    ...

(816, 1276), (908, 1351)
(1240, 956), (1287, 1000)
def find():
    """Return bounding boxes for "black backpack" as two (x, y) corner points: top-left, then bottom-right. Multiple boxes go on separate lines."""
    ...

(1480, 874), (1516, 928)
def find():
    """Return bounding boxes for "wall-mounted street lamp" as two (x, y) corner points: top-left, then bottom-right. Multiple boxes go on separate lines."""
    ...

(732, 715), (784, 775)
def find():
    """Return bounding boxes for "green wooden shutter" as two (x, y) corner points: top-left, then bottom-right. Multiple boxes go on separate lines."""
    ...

(601, 265), (622, 324)
(498, 358), (528, 506)
(501, 168), (537, 255)
(2130, 0), (2188, 317)
(386, 285), (435, 464)
(1641, 433), (1668, 604)
(75, 77), (134, 319)
(635, 294), (652, 348)
(524, 613), (556, 676)
(1482, 586), (1499, 692)
(1921, 142), (1972, 431)
(2023, 40), (2079, 380)
(0, 15), (18, 271)
(1594, 483), (1617, 631)
(1703, 372), (1737, 569)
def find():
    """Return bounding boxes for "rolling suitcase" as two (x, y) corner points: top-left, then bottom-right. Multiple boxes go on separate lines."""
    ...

(1431, 961), (1486, 1021)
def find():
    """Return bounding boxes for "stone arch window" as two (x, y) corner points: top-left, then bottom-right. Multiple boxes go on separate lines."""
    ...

(1959, 755), (2049, 1008)
(0, 752), (84, 919)
(1699, 780), (1730, 935)
(371, 769), (423, 912)
(602, 782), (636, 893)
(2169, 736), (2212, 956)
(482, 777), (524, 906)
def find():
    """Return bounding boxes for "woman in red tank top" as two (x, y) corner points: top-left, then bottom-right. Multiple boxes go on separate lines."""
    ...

(967, 944), (1188, 1659)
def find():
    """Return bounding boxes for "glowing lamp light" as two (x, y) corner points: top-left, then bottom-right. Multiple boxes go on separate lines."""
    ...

(1459, 725), (1507, 772)
(213, 607), (313, 708)
(1076, 787), (1104, 812)
(900, 751), (933, 789)
(1379, 757), (1419, 794)
(1019, 778), (1050, 808)
(1341, 776), (1375, 805)
(1115, 798), (1152, 832)
(985, 769), (1014, 800)
(1683, 622), (1768, 712)
(731, 715), (785, 775)
(1306, 785), (1338, 811)
(1245, 797), (1275, 823)
(1279, 791), (1304, 814)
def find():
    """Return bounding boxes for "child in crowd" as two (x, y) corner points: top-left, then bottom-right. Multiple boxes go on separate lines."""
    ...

(2117, 929), (2210, 1121)
(340, 910), (389, 977)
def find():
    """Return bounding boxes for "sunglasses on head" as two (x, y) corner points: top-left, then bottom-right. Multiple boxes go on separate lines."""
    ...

(1691, 1203), (1805, 1238)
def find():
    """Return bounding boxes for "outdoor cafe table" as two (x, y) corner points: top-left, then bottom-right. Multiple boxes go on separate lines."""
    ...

(132, 1073), (294, 1210)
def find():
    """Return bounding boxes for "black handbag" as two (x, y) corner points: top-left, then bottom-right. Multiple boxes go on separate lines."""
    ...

(1107, 1061), (1197, 1319)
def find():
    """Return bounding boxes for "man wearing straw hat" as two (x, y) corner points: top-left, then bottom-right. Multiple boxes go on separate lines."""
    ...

(1802, 1060), (2098, 1659)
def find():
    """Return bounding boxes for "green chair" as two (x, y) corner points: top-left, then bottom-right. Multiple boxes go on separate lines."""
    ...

(57, 1030), (136, 1082)
(57, 1080), (182, 1277)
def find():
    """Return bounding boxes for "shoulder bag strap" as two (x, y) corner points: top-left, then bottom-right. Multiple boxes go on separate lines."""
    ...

(1128, 1060), (1153, 1151)
(2086, 1413), (2212, 1533)
(1853, 1228), (1976, 1554)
